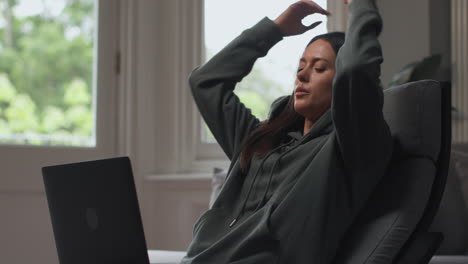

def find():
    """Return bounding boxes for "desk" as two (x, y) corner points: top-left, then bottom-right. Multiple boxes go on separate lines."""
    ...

(147, 250), (468, 264)
(429, 256), (468, 264)
(148, 250), (186, 264)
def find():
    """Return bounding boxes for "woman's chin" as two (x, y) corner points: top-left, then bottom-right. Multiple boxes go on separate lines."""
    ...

(293, 102), (310, 117)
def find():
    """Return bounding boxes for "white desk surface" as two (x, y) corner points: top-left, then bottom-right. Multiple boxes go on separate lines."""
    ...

(148, 250), (186, 264)
(146, 250), (468, 264)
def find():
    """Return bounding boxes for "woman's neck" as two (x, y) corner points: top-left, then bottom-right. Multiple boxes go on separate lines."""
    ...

(303, 107), (331, 135)
(303, 118), (314, 135)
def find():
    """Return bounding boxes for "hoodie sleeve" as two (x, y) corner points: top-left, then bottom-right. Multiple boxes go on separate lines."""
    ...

(189, 18), (283, 160)
(332, 0), (393, 172)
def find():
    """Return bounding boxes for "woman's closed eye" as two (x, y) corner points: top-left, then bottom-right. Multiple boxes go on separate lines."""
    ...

(297, 65), (326, 73)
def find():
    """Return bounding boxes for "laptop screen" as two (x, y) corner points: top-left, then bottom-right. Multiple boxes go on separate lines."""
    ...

(42, 157), (150, 264)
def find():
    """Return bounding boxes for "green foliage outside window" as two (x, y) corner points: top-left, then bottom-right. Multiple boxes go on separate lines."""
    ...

(0, 0), (95, 146)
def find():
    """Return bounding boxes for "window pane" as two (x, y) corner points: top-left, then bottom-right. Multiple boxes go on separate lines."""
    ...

(0, 0), (96, 147)
(203, 0), (327, 143)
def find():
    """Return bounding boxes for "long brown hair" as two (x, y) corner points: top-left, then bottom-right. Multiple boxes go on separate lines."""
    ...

(239, 32), (345, 170)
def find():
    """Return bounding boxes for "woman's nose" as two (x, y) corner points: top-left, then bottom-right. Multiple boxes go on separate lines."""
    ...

(297, 68), (309, 83)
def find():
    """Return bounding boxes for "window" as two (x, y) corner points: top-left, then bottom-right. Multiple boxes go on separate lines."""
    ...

(0, 0), (119, 188)
(201, 0), (328, 143)
(0, 0), (96, 147)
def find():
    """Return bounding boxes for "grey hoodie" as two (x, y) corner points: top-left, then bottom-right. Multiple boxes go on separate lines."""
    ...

(182, 0), (393, 263)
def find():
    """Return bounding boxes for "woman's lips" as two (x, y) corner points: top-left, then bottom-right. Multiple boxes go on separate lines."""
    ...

(295, 86), (310, 96)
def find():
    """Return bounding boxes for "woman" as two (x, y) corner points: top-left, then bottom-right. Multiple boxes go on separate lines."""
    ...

(183, 0), (393, 263)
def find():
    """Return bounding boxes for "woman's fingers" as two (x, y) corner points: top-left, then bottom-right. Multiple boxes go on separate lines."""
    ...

(300, 21), (322, 34)
(274, 0), (329, 36)
(306, 21), (323, 30)
(300, 0), (330, 16)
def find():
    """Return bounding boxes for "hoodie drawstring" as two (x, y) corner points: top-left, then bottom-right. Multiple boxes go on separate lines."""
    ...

(229, 137), (297, 228)
(253, 145), (298, 212)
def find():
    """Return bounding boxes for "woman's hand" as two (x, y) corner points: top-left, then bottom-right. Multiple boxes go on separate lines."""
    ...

(344, 0), (353, 4)
(274, 0), (330, 37)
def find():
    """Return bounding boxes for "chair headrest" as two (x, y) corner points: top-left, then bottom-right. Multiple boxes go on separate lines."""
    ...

(383, 80), (442, 162)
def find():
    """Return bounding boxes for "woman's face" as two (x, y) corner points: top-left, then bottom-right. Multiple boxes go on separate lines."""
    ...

(294, 39), (336, 120)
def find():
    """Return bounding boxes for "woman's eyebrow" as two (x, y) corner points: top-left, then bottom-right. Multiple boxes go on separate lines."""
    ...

(299, 57), (330, 64)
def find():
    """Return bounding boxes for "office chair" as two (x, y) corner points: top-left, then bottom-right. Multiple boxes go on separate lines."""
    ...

(331, 80), (451, 264)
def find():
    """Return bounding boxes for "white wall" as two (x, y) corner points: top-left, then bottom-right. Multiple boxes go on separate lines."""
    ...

(378, 0), (431, 87)
(430, 0), (451, 81)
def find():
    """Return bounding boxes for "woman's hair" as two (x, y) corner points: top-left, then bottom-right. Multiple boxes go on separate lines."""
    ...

(239, 31), (346, 170)
(307, 32), (346, 56)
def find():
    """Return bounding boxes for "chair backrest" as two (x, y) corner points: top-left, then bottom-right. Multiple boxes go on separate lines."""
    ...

(331, 80), (451, 264)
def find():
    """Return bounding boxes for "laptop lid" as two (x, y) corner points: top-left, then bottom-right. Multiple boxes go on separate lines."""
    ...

(42, 157), (150, 264)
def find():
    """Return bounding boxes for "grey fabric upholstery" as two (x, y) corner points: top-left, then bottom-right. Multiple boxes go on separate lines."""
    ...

(332, 80), (442, 264)
(383, 80), (441, 162)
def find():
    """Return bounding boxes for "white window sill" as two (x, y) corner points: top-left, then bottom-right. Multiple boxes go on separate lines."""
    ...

(145, 172), (212, 182)
(144, 158), (229, 183)
(190, 159), (230, 173)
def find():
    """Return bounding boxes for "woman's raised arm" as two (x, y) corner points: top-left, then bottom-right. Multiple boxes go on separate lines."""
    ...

(332, 0), (393, 182)
(189, 18), (282, 160)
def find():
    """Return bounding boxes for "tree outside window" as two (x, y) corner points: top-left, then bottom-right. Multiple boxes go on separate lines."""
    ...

(0, 0), (96, 146)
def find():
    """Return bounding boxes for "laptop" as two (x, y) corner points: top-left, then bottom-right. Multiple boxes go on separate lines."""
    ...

(42, 156), (183, 264)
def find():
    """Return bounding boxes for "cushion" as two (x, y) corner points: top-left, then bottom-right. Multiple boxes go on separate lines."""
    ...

(332, 80), (442, 264)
